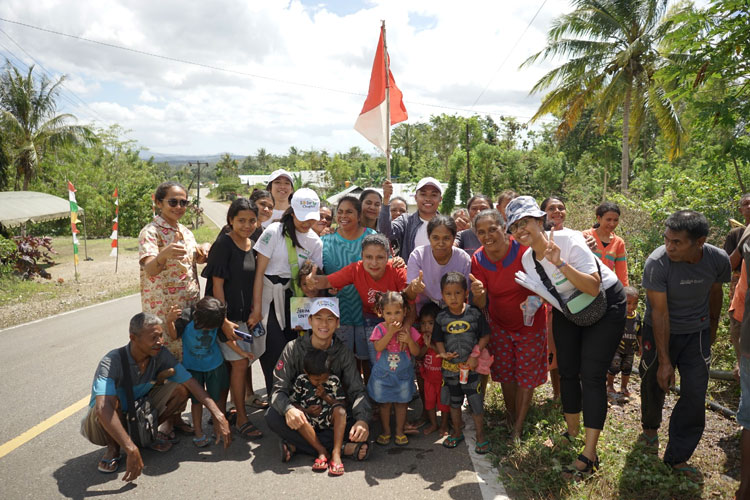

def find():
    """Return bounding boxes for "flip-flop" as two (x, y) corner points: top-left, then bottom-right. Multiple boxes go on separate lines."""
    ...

(328, 461), (345, 477)
(394, 434), (409, 446)
(97, 454), (123, 473)
(279, 440), (294, 463)
(235, 421), (264, 439)
(312, 457), (329, 472)
(353, 442), (371, 461)
(637, 433), (659, 454)
(157, 430), (180, 444)
(192, 435), (211, 448)
(149, 439), (173, 452)
(245, 394), (270, 409)
(670, 464), (702, 483)
(376, 434), (391, 446)
(475, 440), (491, 454)
(443, 434), (465, 448)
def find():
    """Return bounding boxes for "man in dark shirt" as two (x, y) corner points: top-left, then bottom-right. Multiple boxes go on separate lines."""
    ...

(640, 211), (730, 479)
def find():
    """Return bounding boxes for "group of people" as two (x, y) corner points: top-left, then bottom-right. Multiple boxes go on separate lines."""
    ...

(80, 168), (747, 497)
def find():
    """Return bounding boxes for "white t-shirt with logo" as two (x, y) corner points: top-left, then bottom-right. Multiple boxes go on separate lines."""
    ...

(413, 217), (431, 250)
(520, 228), (618, 302)
(254, 222), (323, 278)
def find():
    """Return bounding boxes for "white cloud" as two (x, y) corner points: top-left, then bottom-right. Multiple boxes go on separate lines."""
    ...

(0, 0), (578, 155)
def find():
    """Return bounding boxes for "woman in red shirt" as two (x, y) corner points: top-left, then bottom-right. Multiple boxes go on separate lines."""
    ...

(471, 209), (547, 442)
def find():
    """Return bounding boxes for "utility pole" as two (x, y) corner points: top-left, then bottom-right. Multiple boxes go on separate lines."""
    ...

(188, 161), (208, 228)
(466, 122), (471, 194)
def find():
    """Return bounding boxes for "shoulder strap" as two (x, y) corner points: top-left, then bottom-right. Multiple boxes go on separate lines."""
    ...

(532, 250), (565, 305)
(284, 234), (304, 297)
(118, 346), (138, 424)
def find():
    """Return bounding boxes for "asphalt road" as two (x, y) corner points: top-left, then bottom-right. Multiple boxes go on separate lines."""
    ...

(0, 196), (506, 500)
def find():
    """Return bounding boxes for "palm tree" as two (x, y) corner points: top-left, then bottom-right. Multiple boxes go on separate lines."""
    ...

(0, 62), (95, 190)
(522, 0), (683, 190)
(256, 147), (270, 170)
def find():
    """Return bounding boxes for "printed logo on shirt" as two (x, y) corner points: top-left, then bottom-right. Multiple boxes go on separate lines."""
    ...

(551, 269), (568, 286)
(260, 232), (272, 245)
(679, 279), (705, 285)
(446, 320), (471, 334)
(275, 360), (284, 371)
(367, 288), (378, 304)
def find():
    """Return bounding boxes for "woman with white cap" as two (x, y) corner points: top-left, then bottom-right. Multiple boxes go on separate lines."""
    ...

(506, 195), (626, 480)
(264, 169), (295, 228)
(249, 188), (324, 396)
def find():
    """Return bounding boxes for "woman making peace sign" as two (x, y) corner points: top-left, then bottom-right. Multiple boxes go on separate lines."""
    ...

(507, 196), (626, 481)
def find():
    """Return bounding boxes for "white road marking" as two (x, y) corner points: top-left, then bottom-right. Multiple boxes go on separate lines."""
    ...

(462, 409), (510, 500)
(0, 293), (139, 334)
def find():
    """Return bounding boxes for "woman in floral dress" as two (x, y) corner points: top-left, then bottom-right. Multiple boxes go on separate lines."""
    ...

(138, 181), (208, 361)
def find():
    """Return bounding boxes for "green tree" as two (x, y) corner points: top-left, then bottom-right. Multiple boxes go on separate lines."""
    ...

(256, 147), (271, 170)
(441, 166), (459, 214)
(523, 0), (684, 190)
(666, 0), (750, 191)
(325, 155), (355, 191)
(215, 153), (239, 180)
(0, 62), (95, 190)
(429, 114), (462, 178)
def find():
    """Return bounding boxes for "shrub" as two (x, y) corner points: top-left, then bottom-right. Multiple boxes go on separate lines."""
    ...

(11, 235), (56, 279)
(0, 235), (16, 277)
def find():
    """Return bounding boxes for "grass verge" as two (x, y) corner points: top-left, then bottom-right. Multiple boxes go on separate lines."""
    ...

(485, 379), (738, 499)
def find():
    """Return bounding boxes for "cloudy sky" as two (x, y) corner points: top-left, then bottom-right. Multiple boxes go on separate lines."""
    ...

(0, 0), (609, 156)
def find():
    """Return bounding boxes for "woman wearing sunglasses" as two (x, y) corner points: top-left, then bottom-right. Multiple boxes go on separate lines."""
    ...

(139, 181), (208, 362)
(506, 196), (626, 480)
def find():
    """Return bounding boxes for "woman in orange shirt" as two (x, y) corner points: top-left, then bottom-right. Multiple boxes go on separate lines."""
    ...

(583, 202), (628, 285)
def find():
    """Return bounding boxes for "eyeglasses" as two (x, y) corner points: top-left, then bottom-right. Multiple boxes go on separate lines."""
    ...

(166, 198), (189, 208)
(508, 218), (531, 234)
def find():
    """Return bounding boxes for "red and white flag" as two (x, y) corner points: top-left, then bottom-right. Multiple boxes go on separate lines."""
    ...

(354, 28), (407, 152)
(110, 188), (119, 257)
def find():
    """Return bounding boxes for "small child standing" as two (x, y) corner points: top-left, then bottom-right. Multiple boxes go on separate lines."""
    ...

(417, 302), (451, 436)
(290, 349), (347, 473)
(368, 292), (421, 447)
(607, 286), (642, 400)
(166, 296), (230, 448)
(433, 272), (491, 454)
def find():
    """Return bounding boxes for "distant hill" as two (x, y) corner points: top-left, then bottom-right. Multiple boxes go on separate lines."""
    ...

(139, 151), (245, 166)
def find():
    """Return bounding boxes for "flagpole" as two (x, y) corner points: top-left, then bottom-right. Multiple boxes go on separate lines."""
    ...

(66, 178), (79, 281)
(382, 20), (391, 180)
(115, 187), (119, 274)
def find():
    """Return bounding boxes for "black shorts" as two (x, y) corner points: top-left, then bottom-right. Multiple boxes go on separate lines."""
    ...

(443, 373), (483, 415)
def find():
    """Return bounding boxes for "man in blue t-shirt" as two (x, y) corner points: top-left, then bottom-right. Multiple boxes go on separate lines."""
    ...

(640, 210), (730, 479)
(81, 313), (231, 481)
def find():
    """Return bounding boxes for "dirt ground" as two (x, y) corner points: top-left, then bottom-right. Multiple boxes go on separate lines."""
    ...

(0, 237), (142, 328)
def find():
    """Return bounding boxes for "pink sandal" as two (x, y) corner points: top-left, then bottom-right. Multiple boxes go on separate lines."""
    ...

(312, 457), (328, 472)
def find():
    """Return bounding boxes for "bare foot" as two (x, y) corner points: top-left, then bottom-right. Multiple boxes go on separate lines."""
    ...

(439, 427), (450, 437)
(423, 423), (438, 435)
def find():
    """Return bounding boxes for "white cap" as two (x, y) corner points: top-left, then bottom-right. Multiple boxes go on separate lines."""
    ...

(267, 169), (293, 184)
(291, 188), (321, 222)
(415, 177), (442, 195)
(308, 298), (340, 318)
